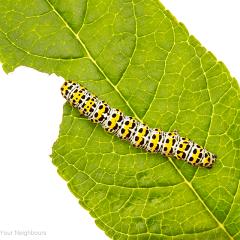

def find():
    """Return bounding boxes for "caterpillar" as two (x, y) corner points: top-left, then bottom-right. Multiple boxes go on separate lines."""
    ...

(61, 81), (217, 168)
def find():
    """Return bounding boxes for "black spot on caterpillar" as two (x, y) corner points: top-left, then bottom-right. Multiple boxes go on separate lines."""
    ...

(61, 81), (217, 168)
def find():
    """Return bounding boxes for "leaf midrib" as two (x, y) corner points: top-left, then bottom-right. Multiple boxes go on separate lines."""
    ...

(44, 0), (233, 238)
(45, 0), (141, 122)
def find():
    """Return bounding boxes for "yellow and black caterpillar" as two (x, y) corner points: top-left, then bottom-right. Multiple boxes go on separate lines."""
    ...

(61, 81), (217, 168)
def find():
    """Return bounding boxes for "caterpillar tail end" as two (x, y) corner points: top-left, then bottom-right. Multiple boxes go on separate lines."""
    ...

(60, 80), (78, 100)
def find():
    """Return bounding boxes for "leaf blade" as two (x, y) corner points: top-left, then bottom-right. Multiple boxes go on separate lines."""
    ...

(0, 0), (240, 239)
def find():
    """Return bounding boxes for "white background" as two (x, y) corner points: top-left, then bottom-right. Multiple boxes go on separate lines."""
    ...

(0, 1), (239, 239)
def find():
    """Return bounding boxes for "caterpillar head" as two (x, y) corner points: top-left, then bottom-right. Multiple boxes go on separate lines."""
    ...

(60, 81), (79, 100)
(202, 151), (217, 168)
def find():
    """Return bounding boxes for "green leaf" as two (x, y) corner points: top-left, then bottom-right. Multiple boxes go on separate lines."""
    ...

(0, 0), (240, 239)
